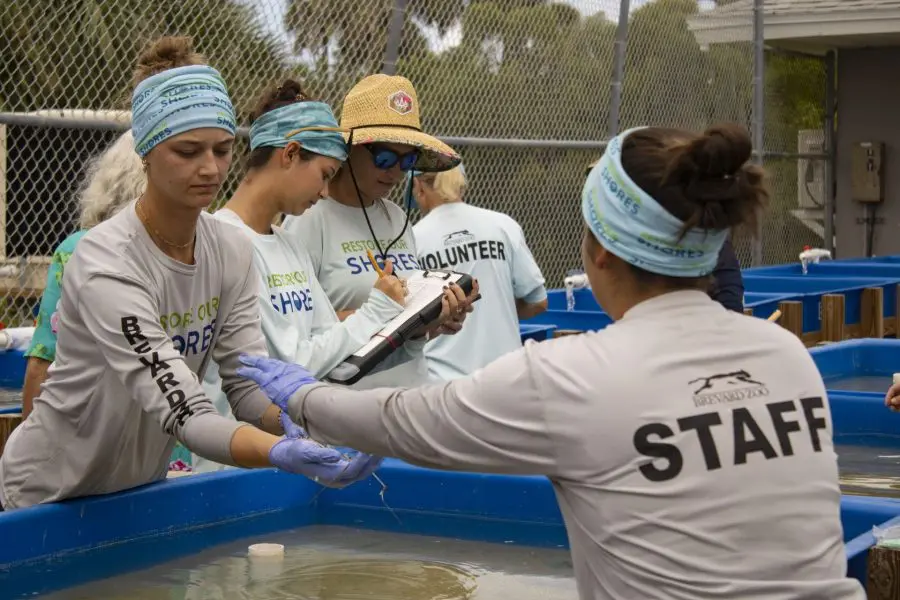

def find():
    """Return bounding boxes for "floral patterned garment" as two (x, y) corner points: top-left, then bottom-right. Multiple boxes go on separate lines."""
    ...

(26, 229), (192, 472)
(26, 231), (87, 362)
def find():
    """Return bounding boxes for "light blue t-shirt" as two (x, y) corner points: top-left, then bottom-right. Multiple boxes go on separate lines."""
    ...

(413, 202), (546, 381)
(192, 208), (426, 473)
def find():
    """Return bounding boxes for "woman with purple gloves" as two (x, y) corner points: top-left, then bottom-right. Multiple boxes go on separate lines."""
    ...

(0, 37), (379, 511)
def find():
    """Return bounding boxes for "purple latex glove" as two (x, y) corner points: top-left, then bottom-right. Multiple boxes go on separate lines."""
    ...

(269, 439), (384, 488)
(280, 409), (306, 439)
(337, 452), (385, 485)
(239, 354), (385, 488)
(269, 437), (347, 482)
(237, 354), (317, 411)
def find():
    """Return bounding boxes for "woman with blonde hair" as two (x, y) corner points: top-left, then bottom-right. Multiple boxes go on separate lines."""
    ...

(282, 74), (477, 389)
(22, 130), (145, 417)
(412, 163), (547, 381)
(0, 36), (378, 511)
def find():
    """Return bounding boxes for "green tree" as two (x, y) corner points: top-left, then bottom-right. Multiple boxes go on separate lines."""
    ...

(620, 0), (753, 131)
(0, 0), (289, 121)
(395, 2), (617, 275)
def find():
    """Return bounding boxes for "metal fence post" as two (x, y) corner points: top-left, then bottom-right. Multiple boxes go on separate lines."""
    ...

(381, 0), (408, 75)
(608, 0), (631, 138)
(750, 0), (765, 266)
(823, 50), (836, 256)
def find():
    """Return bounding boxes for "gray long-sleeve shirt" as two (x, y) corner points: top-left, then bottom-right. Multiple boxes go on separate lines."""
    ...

(286, 290), (865, 600)
(0, 203), (272, 509)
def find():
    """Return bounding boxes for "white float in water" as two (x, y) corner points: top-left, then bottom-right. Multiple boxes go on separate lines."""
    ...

(248, 543), (285, 559)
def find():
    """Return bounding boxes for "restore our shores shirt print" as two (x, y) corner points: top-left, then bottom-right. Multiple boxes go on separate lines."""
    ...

(267, 269), (314, 316)
(341, 237), (420, 275)
(160, 295), (220, 358)
(282, 197), (423, 313)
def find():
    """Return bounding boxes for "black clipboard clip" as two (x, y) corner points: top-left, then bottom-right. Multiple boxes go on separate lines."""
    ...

(422, 270), (454, 280)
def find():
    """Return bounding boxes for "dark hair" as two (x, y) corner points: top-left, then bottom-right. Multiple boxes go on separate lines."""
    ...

(246, 79), (316, 169)
(132, 36), (206, 90)
(607, 123), (768, 289)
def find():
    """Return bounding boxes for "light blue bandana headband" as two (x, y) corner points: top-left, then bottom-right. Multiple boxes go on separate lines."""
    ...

(582, 127), (728, 278)
(131, 65), (236, 157)
(248, 101), (348, 162)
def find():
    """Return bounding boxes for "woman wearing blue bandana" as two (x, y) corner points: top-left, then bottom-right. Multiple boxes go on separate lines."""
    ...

(191, 80), (438, 472)
(281, 74), (478, 391)
(0, 37), (377, 511)
(238, 123), (864, 599)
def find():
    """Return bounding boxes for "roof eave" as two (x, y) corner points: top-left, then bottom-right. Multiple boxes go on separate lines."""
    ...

(687, 8), (900, 52)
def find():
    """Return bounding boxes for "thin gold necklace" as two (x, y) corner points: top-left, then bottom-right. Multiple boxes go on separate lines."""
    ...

(136, 197), (195, 250)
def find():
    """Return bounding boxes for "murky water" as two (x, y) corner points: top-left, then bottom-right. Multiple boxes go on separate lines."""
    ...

(24, 442), (900, 598)
(837, 443), (900, 498)
(824, 375), (893, 393)
(41, 526), (576, 600)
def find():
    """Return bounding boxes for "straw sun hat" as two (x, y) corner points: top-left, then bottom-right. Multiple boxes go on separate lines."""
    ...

(340, 74), (461, 173)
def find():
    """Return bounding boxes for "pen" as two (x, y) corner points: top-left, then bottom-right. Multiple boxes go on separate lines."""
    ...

(366, 249), (386, 278)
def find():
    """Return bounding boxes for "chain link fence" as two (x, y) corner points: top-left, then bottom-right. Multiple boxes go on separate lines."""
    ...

(0, 0), (830, 326)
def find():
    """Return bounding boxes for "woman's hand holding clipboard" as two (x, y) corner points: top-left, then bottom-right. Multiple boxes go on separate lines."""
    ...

(367, 248), (478, 337)
(367, 249), (480, 339)
(429, 279), (480, 338)
(324, 268), (479, 384)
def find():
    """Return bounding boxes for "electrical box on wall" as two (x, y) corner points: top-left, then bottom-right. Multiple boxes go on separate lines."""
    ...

(851, 141), (885, 203)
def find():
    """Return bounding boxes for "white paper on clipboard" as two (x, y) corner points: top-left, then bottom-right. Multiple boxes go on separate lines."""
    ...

(350, 269), (466, 357)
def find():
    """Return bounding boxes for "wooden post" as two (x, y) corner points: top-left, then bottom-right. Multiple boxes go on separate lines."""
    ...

(778, 301), (803, 339)
(895, 283), (900, 338)
(0, 414), (23, 456)
(821, 294), (846, 342)
(867, 545), (900, 599)
(862, 287), (886, 339)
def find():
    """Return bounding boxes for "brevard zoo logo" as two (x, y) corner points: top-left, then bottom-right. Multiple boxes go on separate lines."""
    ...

(688, 370), (770, 407)
(442, 229), (476, 246)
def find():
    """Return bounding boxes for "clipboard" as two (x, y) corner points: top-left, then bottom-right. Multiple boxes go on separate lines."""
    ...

(325, 269), (475, 385)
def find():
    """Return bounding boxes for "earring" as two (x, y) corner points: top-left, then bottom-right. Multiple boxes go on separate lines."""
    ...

(141, 157), (149, 173)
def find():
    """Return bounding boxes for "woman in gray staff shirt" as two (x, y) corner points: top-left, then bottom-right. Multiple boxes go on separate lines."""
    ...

(240, 123), (864, 600)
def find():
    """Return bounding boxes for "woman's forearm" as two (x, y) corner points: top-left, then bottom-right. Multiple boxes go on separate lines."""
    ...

(22, 357), (51, 419)
(229, 424), (280, 468)
(257, 404), (285, 435)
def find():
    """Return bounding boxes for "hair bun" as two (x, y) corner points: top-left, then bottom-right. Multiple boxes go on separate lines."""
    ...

(620, 124), (767, 237)
(249, 79), (313, 123)
(685, 124), (753, 180)
(132, 36), (206, 88)
(275, 79), (309, 103)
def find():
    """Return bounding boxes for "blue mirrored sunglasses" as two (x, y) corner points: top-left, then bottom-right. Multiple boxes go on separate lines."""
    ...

(364, 144), (420, 172)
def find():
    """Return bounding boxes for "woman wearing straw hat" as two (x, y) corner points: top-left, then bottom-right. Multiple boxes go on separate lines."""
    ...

(240, 123), (865, 599)
(282, 74), (477, 390)
(0, 37), (378, 510)
(191, 79), (466, 472)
